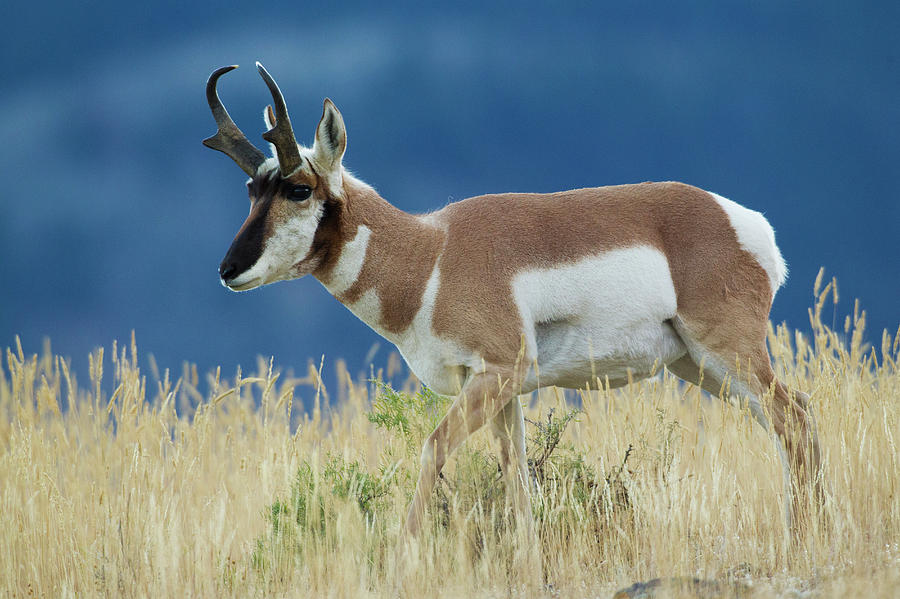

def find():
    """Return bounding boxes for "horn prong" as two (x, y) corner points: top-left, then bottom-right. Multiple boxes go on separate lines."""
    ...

(203, 65), (266, 177)
(257, 62), (302, 176)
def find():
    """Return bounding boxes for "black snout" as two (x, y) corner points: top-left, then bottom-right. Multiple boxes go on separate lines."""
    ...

(218, 233), (263, 283)
(218, 199), (270, 284)
(219, 260), (239, 282)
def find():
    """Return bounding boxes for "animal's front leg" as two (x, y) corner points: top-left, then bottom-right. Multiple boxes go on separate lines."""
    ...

(405, 370), (518, 537)
(491, 397), (533, 528)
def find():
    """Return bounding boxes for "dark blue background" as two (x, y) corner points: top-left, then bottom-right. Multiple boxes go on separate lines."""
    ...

(2, 3), (898, 403)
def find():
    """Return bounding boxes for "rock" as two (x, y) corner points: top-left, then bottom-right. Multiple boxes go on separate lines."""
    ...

(612, 576), (748, 598)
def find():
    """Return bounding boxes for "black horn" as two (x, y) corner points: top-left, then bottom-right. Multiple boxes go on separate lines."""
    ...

(202, 65), (266, 176)
(256, 62), (303, 177)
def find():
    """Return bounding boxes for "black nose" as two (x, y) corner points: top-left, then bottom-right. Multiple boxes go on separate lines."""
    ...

(219, 260), (238, 282)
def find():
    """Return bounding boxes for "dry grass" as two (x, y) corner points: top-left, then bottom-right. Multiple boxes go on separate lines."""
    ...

(2, 277), (898, 598)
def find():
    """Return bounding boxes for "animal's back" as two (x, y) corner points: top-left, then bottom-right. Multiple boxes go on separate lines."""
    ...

(427, 181), (784, 375)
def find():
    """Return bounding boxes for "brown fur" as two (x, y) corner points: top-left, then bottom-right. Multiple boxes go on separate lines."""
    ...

(238, 153), (820, 535)
(205, 79), (820, 536)
(431, 181), (772, 366)
(303, 178), (821, 534)
(313, 181), (446, 335)
(312, 180), (774, 364)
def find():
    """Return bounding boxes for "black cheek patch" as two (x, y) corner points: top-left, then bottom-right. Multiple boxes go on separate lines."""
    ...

(220, 199), (270, 280)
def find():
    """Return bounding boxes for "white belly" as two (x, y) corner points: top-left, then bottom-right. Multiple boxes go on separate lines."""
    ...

(513, 245), (687, 391)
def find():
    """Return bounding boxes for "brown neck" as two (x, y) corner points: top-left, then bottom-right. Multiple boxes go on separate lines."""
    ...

(311, 176), (445, 335)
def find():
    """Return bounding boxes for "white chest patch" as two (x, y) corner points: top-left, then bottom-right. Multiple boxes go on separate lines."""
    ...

(342, 288), (383, 334)
(336, 260), (469, 395)
(709, 192), (787, 296)
(391, 264), (469, 394)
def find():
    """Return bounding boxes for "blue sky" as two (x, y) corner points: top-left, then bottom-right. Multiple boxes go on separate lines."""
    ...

(2, 3), (898, 403)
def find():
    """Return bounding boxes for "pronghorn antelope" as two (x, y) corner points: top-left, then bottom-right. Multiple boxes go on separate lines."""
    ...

(204, 63), (822, 536)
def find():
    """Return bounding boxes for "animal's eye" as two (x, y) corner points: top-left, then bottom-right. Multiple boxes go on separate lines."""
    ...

(288, 185), (312, 202)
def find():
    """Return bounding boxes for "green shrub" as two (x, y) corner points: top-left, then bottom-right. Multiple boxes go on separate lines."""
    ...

(254, 383), (641, 573)
(252, 455), (400, 575)
(367, 381), (451, 453)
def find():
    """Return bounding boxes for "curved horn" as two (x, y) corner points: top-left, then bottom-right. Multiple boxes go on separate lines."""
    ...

(256, 62), (303, 177)
(202, 65), (266, 176)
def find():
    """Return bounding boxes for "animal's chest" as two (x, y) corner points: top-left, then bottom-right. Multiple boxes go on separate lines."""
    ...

(341, 268), (470, 396)
(393, 330), (468, 396)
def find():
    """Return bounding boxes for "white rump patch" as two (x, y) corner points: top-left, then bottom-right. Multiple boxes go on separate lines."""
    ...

(709, 192), (787, 296)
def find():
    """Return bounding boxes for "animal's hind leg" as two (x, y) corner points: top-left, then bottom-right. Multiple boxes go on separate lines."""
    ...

(766, 377), (824, 526)
(666, 353), (770, 429)
(666, 352), (795, 528)
(668, 322), (823, 530)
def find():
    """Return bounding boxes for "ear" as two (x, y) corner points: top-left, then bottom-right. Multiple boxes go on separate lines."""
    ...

(263, 106), (278, 157)
(313, 98), (346, 171)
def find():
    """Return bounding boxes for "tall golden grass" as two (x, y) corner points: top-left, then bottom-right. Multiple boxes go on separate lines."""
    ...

(2, 275), (898, 598)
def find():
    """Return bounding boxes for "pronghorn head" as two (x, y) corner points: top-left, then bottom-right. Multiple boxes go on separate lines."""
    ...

(203, 63), (347, 291)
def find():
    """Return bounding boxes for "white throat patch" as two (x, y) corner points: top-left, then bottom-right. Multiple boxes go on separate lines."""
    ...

(320, 225), (372, 296)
